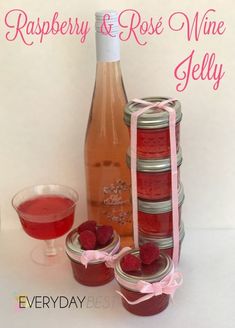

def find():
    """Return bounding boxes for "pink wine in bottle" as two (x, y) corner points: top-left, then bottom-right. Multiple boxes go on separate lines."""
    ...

(84, 11), (132, 246)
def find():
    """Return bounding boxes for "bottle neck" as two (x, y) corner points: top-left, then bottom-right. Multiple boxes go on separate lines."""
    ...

(96, 30), (120, 62)
(95, 61), (122, 84)
(94, 12), (126, 101)
(93, 61), (127, 102)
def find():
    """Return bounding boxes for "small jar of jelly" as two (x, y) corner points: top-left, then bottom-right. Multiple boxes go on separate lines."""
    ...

(124, 97), (182, 159)
(138, 184), (184, 236)
(65, 228), (120, 286)
(115, 250), (174, 316)
(126, 149), (182, 201)
(139, 223), (185, 260)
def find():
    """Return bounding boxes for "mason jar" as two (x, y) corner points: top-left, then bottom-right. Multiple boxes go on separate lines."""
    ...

(115, 250), (174, 316)
(65, 227), (120, 286)
(137, 184), (184, 236)
(139, 223), (185, 260)
(124, 97), (182, 159)
(126, 149), (182, 201)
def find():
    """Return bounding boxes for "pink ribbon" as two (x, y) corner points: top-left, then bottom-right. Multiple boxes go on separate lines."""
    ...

(66, 242), (131, 269)
(116, 269), (183, 305)
(130, 98), (180, 265)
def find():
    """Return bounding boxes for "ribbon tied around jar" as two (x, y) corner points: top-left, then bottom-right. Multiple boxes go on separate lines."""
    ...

(130, 98), (180, 265)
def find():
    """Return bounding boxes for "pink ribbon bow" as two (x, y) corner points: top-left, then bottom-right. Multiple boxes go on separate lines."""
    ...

(130, 98), (180, 265)
(66, 244), (131, 269)
(80, 247), (131, 268)
(116, 270), (183, 305)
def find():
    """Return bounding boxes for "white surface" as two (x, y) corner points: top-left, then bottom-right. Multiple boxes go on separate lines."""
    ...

(0, 0), (235, 230)
(0, 227), (234, 328)
(0, 2), (234, 326)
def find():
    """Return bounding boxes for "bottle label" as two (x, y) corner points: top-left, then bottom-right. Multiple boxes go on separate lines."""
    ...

(103, 179), (131, 225)
(96, 32), (120, 62)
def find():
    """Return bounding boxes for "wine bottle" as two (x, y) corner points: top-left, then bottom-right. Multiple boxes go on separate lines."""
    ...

(84, 10), (132, 246)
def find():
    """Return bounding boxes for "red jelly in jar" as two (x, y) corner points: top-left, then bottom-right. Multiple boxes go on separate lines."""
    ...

(127, 149), (182, 201)
(115, 250), (173, 316)
(124, 97), (182, 159)
(65, 228), (120, 286)
(139, 223), (185, 260)
(138, 183), (184, 235)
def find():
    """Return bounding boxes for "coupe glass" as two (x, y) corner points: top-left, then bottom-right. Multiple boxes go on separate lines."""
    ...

(12, 184), (78, 265)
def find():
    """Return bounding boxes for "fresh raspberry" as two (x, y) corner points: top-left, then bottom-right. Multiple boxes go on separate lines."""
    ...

(79, 230), (96, 250)
(120, 254), (141, 273)
(140, 243), (160, 265)
(96, 225), (113, 247)
(77, 220), (97, 234)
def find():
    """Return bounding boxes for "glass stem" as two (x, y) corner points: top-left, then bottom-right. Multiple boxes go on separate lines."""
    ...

(45, 239), (57, 256)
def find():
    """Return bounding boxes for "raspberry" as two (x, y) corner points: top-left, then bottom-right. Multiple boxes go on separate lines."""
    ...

(77, 220), (97, 234)
(79, 230), (96, 250)
(120, 254), (141, 273)
(140, 243), (160, 265)
(96, 225), (113, 247)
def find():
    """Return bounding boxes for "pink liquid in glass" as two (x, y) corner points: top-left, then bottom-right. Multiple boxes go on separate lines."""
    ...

(18, 196), (75, 240)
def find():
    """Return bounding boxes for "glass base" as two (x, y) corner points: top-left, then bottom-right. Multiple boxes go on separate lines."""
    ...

(30, 243), (65, 266)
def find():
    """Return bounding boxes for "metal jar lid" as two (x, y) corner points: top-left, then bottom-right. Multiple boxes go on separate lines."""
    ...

(138, 183), (184, 214)
(126, 148), (182, 172)
(139, 223), (185, 249)
(115, 250), (173, 291)
(65, 227), (120, 265)
(124, 97), (182, 129)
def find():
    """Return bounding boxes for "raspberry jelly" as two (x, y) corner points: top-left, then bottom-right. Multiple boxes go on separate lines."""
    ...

(66, 228), (120, 286)
(124, 97), (182, 159)
(127, 149), (182, 201)
(115, 250), (173, 316)
(138, 183), (184, 236)
(139, 223), (185, 260)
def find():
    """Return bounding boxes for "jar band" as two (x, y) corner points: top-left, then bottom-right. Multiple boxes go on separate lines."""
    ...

(130, 98), (180, 265)
(66, 241), (131, 268)
(115, 268), (183, 305)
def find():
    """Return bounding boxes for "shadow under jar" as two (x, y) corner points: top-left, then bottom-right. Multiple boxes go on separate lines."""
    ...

(126, 149), (182, 201)
(124, 97), (182, 159)
(139, 223), (185, 260)
(65, 228), (120, 286)
(138, 183), (184, 236)
(115, 250), (173, 316)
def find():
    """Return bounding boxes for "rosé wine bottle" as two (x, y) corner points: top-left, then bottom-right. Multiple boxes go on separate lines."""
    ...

(84, 11), (132, 246)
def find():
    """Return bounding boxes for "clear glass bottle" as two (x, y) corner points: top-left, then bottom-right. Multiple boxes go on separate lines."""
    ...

(84, 11), (132, 246)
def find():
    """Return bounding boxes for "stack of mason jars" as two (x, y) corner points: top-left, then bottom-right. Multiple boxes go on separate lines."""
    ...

(124, 97), (185, 261)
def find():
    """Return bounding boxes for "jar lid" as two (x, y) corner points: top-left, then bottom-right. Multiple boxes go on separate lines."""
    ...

(138, 183), (184, 214)
(124, 97), (182, 129)
(115, 250), (173, 291)
(126, 148), (182, 172)
(139, 223), (185, 249)
(65, 227), (120, 264)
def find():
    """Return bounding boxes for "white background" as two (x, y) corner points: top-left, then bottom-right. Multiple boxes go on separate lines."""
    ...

(0, 0), (234, 230)
(0, 1), (235, 328)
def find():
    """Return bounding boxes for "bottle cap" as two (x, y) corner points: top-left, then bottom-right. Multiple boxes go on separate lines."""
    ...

(95, 10), (119, 35)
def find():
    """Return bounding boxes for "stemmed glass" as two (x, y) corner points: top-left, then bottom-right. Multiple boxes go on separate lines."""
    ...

(12, 184), (78, 266)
